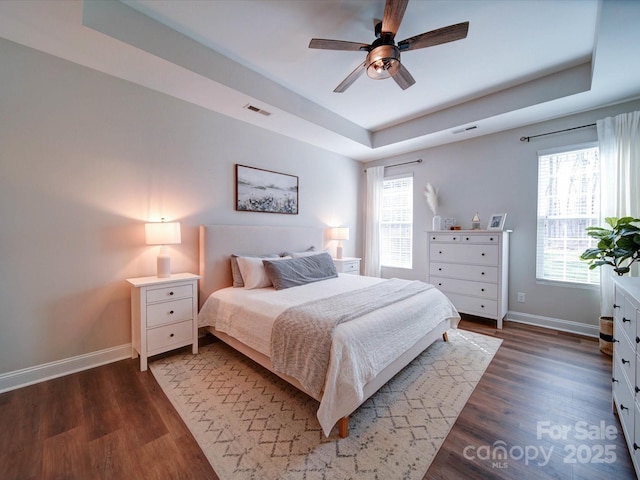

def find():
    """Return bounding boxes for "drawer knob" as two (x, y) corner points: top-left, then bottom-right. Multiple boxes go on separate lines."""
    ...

(613, 303), (620, 309)
(612, 377), (619, 383)
(621, 404), (629, 411)
(623, 317), (631, 323)
(635, 443), (640, 451)
(438, 268), (442, 271)
(466, 237), (469, 241)
(452, 237), (457, 240)
(438, 283), (442, 286)
(636, 337), (639, 344)
(622, 358), (630, 365)
(169, 291), (174, 296)
(481, 253), (485, 256)
(170, 333), (174, 338)
(439, 251), (442, 254)
(481, 272), (485, 275)
(481, 288), (485, 292)
(636, 386), (640, 393)
(480, 305), (485, 308)
(169, 310), (174, 315)
(490, 237), (494, 241)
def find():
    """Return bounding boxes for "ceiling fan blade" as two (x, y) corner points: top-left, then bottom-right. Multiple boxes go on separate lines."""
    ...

(398, 22), (469, 51)
(392, 62), (416, 90)
(334, 61), (366, 93)
(309, 38), (369, 51)
(381, 0), (408, 36)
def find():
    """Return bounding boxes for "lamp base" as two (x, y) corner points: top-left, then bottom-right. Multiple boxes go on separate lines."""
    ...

(336, 243), (343, 259)
(157, 252), (171, 278)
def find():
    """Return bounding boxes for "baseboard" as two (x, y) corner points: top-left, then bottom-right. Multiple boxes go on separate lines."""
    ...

(507, 311), (599, 338)
(0, 343), (132, 394)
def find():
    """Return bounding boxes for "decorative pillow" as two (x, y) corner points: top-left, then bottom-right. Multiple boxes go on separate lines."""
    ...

(236, 255), (291, 290)
(263, 252), (338, 290)
(282, 246), (317, 257)
(230, 253), (279, 287)
(291, 248), (329, 259)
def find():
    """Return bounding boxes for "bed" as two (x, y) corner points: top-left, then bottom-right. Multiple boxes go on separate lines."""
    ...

(198, 224), (460, 438)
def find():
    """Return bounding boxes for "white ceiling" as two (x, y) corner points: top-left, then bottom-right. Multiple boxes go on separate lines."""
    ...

(1, 0), (640, 161)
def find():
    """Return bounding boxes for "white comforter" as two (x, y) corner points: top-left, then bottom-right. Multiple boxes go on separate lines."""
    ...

(198, 274), (460, 436)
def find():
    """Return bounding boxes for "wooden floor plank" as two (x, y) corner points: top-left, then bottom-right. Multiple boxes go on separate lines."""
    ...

(0, 316), (635, 479)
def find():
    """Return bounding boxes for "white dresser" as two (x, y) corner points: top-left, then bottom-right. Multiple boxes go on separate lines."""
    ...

(612, 277), (640, 476)
(427, 230), (510, 328)
(127, 273), (200, 371)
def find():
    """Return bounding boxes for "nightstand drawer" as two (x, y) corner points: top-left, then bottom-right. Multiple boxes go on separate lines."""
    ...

(147, 284), (193, 303)
(147, 320), (193, 352)
(340, 261), (359, 274)
(147, 298), (193, 327)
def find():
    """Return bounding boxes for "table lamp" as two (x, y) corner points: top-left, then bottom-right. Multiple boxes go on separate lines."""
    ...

(145, 219), (181, 278)
(331, 226), (350, 259)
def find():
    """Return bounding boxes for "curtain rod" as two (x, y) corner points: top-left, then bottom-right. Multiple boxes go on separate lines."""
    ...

(520, 123), (596, 142)
(364, 158), (422, 172)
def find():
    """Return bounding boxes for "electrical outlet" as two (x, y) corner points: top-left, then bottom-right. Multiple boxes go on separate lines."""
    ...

(517, 292), (526, 303)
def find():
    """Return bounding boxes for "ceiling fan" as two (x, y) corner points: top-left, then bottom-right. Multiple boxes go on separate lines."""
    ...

(308, 0), (469, 93)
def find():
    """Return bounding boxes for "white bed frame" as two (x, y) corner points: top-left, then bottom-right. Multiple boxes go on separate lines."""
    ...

(198, 224), (452, 437)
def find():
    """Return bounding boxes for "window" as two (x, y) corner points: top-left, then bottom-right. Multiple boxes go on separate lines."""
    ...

(536, 143), (600, 285)
(381, 174), (413, 269)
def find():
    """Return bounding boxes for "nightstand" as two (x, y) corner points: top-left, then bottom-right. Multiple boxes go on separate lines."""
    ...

(333, 257), (361, 275)
(126, 273), (200, 371)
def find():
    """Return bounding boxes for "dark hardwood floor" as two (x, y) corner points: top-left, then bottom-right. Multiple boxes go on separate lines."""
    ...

(0, 316), (635, 479)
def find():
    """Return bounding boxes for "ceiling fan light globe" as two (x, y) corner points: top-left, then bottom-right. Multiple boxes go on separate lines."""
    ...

(366, 45), (400, 80)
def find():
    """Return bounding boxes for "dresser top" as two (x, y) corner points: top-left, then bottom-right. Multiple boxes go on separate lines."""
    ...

(614, 276), (640, 300)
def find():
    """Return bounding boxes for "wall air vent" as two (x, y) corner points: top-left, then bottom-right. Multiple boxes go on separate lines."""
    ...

(243, 104), (271, 116)
(452, 125), (478, 134)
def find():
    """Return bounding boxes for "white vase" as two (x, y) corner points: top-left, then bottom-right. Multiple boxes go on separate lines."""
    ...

(432, 214), (442, 231)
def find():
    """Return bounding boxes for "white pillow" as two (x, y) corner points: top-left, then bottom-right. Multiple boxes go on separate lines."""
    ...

(236, 255), (291, 289)
(291, 249), (328, 258)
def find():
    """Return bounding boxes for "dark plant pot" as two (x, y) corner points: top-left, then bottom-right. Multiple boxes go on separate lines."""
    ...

(599, 316), (614, 356)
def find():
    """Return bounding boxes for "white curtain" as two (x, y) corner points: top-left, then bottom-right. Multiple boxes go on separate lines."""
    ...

(597, 110), (640, 316)
(364, 166), (384, 277)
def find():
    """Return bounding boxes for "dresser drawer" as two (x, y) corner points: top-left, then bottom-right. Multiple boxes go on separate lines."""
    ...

(429, 233), (462, 242)
(446, 293), (498, 317)
(431, 276), (497, 299)
(147, 284), (193, 303)
(430, 263), (498, 283)
(613, 353), (634, 440)
(461, 234), (500, 244)
(614, 324), (636, 385)
(147, 319), (193, 353)
(147, 297), (193, 328)
(615, 308), (636, 347)
(430, 244), (499, 265)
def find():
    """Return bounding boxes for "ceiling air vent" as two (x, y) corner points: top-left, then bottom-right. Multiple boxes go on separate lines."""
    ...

(243, 104), (271, 116)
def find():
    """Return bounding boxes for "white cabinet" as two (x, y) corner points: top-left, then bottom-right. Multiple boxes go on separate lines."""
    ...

(333, 257), (361, 275)
(126, 273), (200, 371)
(427, 230), (510, 328)
(612, 277), (640, 476)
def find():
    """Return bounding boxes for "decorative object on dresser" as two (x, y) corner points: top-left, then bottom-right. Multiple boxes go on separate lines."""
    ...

(611, 277), (640, 477)
(330, 226), (350, 259)
(424, 182), (440, 230)
(487, 213), (507, 230)
(126, 273), (199, 371)
(333, 256), (361, 275)
(145, 219), (181, 278)
(471, 212), (480, 230)
(235, 164), (299, 214)
(427, 230), (510, 329)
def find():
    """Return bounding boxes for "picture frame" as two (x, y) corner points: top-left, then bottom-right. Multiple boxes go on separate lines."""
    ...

(487, 213), (507, 230)
(235, 164), (299, 214)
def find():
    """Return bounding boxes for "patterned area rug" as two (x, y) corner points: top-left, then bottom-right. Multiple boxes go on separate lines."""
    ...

(150, 329), (501, 480)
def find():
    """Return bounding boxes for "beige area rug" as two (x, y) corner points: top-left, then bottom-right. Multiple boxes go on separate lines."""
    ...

(150, 329), (502, 480)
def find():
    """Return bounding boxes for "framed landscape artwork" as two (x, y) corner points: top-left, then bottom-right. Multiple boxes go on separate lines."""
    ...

(235, 164), (299, 214)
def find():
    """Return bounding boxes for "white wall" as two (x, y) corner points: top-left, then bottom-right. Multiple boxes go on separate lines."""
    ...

(371, 98), (640, 333)
(0, 39), (361, 378)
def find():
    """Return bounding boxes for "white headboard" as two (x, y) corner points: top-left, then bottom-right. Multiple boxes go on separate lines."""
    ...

(198, 224), (324, 306)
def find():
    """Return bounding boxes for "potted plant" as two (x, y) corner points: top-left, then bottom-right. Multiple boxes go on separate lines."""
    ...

(580, 216), (640, 355)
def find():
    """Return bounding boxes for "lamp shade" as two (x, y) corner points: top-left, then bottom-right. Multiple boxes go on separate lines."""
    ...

(330, 227), (350, 241)
(145, 222), (181, 245)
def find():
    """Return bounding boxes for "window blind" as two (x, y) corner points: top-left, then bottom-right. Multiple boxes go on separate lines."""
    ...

(381, 174), (413, 269)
